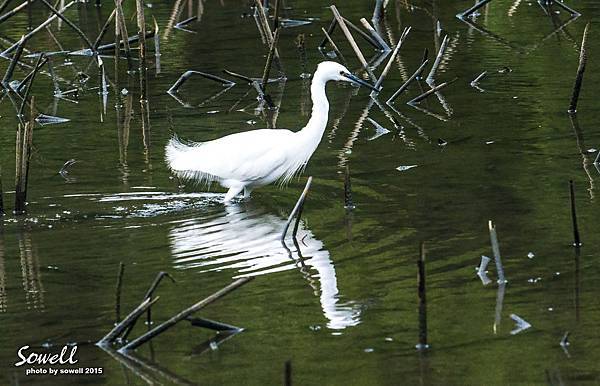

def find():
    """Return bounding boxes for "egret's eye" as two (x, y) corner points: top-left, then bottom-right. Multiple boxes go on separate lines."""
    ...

(339, 71), (344, 75)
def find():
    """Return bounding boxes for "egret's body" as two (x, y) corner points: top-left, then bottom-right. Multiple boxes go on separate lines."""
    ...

(165, 61), (375, 202)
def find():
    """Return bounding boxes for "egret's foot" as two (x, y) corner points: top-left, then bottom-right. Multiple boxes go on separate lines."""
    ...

(224, 185), (244, 203)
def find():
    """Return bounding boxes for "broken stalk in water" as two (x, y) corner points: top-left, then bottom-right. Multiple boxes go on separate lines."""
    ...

(168, 70), (235, 94)
(284, 360), (292, 386)
(281, 177), (313, 243)
(320, 27), (348, 66)
(457, 0), (494, 19)
(0, 167), (4, 215)
(568, 22), (589, 114)
(330, 5), (377, 82)
(426, 34), (448, 86)
(569, 180), (582, 247)
(470, 71), (487, 87)
(341, 16), (380, 51)
(14, 118), (32, 215)
(407, 77), (457, 105)
(416, 242), (428, 350)
(0, 0), (34, 24)
(1, 1), (76, 56)
(115, 262), (125, 324)
(39, 0), (95, 51)
(122, 271), (176, 340)
(318, 18), (337, 49)
(1, 35), (25, 88)
(488, 220), (506, 283)
(261, 28), (280, 95)
(136, 0), (148, 102)
(93, 8), (117, 51)
(386, 59), (429, 105)
(359, 17), (390, 51)
(97, 297), (159, 346)
(373, 26), (411, 94)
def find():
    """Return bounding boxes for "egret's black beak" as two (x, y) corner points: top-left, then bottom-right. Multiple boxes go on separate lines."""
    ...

(341, 72), (380, 92)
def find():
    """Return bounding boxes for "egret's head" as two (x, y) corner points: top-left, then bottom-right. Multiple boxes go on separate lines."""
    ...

(316, 61), (379, 91)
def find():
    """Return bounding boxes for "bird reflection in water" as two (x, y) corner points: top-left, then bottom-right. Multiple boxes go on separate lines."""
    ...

(169, 202), (361, 330)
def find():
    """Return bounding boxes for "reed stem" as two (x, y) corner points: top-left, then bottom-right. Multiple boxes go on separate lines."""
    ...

(261, 28), (280, 94)
(568, 23), (589, 114)
(330, 6), (376, 82)
(2, 35), (25, 87)
(0, 0), (32, 24)
(359, 17), (389, 51)
(93, 8), (116, 50)
(373, 27), (410, 93)
(136, 0), (147, 102)
(417, 242), (428, 350)
(115, 262), (125, 324)
(320, 27), (347, 66)
(407, 77), (457, 105)
(97, 297), (159, 346)
(457, 0), (493, 19)
(1, 1), (76, 56)
(284, 360), (292, 386)
(0, 166), (4, 215)
(281, 177), (312, 243)
(39, 0), (94, 51)
(426, 34), (448, 86)
(386, 59), (429, 105)
(488, 221), (506, 283)
(569, 180), (581, 247)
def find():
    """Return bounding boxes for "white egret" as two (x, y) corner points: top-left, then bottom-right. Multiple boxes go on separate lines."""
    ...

(165, 61), (377, 202)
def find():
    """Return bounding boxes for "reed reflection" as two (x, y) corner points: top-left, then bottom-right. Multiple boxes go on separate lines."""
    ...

(169, 203), (361, 329)
(0, 234), (6, 313)
(18, 230), (45, 311)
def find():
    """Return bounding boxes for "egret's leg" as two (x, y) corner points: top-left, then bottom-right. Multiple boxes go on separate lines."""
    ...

(243, 187), (253, 199)
(224, 185), (244, 202)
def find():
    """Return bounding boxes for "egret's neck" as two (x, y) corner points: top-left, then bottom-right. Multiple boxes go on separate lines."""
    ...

(300, 76), (329, 143)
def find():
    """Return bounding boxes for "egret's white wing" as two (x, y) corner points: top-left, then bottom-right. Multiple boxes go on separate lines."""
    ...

(166, 129), (295, 183)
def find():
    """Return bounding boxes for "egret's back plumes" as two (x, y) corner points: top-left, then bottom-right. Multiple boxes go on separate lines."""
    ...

(165, 137), (217, 183)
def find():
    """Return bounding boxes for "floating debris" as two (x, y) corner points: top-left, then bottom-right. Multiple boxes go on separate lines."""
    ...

(58, 159), (78, 177)
(36, 114), (70, 125)
(396, 165), (418, 172)
(527, 252), (535, 259)
(366, 117), (390, 141)
(477, 255), (492, 285)
(470, 71), (487, 87)
(560, 331), (571, 357)
(438, 138), (448, 147)
(510, 314), (532, 335)
(280, 18), (312, 28)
